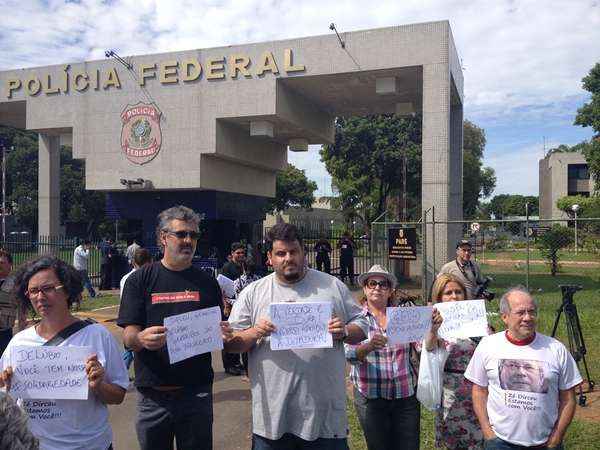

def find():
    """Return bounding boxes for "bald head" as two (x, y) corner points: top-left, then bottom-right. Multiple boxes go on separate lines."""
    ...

(501, 287), (538, 340)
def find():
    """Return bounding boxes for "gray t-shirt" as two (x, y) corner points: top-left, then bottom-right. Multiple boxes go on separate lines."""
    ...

(228, 269), (368, 441)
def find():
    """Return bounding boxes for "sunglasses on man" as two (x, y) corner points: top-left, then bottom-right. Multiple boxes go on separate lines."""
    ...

(164, 230), (201, 240)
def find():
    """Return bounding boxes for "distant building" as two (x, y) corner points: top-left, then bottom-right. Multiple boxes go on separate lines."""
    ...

(263, 198), (343, 232)
(539, 151), (592, 219)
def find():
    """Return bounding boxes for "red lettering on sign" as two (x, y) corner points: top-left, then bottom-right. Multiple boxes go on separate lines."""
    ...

(151, 291), (200, 304)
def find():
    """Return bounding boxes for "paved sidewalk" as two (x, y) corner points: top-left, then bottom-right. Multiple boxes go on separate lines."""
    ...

(76, 305), (253, 450)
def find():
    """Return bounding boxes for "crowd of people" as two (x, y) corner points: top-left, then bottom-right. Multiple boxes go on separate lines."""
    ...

(0, 207), (584, 450)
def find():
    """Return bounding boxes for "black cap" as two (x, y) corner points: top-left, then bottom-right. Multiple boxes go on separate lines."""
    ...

(456, 239), (472, 249)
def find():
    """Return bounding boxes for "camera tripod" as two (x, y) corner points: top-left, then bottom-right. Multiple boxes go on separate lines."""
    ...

(551, 285), (595, 406)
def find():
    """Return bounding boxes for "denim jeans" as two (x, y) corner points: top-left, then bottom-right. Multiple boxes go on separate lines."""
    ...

(252, 433), (348, 450)
(135, 386), (213, 450)
(484, 437), (563, 450)
(352, 387), (420, 450)
(78, 270), (96, 297)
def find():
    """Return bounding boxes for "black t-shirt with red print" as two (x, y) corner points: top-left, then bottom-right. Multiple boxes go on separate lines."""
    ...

(118, 261), (222, 388)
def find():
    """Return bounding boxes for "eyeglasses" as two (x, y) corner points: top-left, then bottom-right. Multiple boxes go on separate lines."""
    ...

(27, 284), (64, 298)
(511, 309), (538, 318)
(366, 279), (391, 290)
(164, 230), (201, 240)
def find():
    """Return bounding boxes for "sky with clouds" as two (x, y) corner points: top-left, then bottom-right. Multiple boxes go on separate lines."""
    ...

(1, 0), (599, 198)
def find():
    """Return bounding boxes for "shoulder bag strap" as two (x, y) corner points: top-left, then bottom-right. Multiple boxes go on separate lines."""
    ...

(43, 318), (96, 346)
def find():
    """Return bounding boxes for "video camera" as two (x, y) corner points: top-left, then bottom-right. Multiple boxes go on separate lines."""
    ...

(475, 276), (495, 301)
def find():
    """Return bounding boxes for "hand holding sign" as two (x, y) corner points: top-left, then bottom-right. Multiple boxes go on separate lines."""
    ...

(386, 306), (433, 344)
(270, 302), (333, 350)
(164, 306), (223, 364)
(8, 345), (92, 400)
(435, 300), (488, 340)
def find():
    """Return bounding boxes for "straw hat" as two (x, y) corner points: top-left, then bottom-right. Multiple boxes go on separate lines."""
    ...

(357, 264), (398, 289)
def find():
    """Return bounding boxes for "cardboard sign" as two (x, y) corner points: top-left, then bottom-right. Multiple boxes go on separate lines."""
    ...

(435, 300), (488, 340)
(386, 306), (433, 344)
(388, 227), (417, 260)
(9, 346), (91, 400)
(164, 306), (223, 364)
(270, 302), (333, 350)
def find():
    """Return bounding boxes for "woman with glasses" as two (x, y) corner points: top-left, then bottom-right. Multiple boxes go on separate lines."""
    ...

(344, 264), (421, 450)
(0, 256), (129, 450)
(425, 274), (486, 450)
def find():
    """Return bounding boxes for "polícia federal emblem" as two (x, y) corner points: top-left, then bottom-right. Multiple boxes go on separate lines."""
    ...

(120, 102), (162, 164)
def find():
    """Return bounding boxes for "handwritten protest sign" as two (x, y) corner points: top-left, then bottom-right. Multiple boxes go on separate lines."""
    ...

(435, 300), (488, 340)
(386, 306), (433, 344)
(164, 306), (223, 364)
(9, 346), (91, 400)
(270, 302), (333, 350)
(216, 274), (236, 298)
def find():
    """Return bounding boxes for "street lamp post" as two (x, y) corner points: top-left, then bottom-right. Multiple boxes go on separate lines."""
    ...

(0, 144), (12, 245)
(572, 204), (580, 254)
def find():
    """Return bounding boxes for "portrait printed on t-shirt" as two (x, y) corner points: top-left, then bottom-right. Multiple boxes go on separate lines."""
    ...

(498, 358), (549, 394)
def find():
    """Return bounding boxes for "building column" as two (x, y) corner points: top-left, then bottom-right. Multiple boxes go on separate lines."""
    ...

(421, 63), (462, 288)
(38, 133), (61, 238)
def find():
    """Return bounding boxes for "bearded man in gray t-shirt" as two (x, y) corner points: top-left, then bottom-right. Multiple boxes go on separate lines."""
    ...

(226, 223), (368, 450)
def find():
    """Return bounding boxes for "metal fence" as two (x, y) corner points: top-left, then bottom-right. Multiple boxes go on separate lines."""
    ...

(371, 215), (600, 301)
(270, 221), (371, 280)
(1, 235), (129, 287)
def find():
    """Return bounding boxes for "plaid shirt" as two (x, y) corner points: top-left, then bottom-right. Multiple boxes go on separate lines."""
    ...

(345, 305), (415, 400)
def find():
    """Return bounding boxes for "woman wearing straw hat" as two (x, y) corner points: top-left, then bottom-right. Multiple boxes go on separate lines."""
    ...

(345, 264), (432, 450)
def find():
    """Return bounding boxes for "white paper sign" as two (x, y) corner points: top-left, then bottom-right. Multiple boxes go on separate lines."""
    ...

(9, 345), (91, 400)
(435, 299), (488, 340)
(164, 306), (223, 364)
(217, 274), (236, 298)
(270, 302), (333, 350)
(386, 306), (433, 344)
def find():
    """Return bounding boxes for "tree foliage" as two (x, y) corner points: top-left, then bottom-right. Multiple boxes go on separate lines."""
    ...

(320, 115), (422, 224)
(574, 62), (600, 191)
(537, 225), (574, 276)
(463, 120), (496, 217)
(0, 125), (107, 236)
(487, 194), (539, 219)
(320, 116), (496, 224)
(556, 195), (600, 217)
(266, 163), (317, 213)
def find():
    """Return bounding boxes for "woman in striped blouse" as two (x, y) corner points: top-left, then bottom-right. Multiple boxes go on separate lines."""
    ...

(344, 264), (421, 450)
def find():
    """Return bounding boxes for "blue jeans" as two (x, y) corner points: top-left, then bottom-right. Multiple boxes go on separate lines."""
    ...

(135, 386), (213, 450)
(252, 433), (348, 450)
(78, 270), (96, 297)
(484, 437), (563, 450)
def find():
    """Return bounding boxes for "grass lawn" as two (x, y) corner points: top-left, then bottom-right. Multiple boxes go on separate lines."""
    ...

(348, 265), (600, 449)
(481, 249), (599, 263)
(78, 292), (121, 311)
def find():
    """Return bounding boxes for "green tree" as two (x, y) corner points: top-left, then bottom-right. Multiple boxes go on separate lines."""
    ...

(463, 121), (496, 217)
(320, 115), (422, 225)
(0, 125), (108, 236)
(266, 163), (317, 213)
(537, 225), (574, 276)
(574, 62), (600, 191)
(320, 116), (495, 224)
(488, 194), (539, 219)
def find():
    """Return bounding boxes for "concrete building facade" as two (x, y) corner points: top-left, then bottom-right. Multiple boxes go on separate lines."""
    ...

(539, 151), (592, 219)
(0, 20), (463, 264)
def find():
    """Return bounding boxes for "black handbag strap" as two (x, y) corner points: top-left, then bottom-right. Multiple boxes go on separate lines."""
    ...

(43, 318), (96, 346)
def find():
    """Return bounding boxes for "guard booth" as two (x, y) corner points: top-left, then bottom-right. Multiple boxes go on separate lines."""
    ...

(0, 20), (464, 271)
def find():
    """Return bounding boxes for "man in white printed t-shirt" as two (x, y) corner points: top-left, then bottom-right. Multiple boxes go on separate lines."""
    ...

(464, 287), (582, 450)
